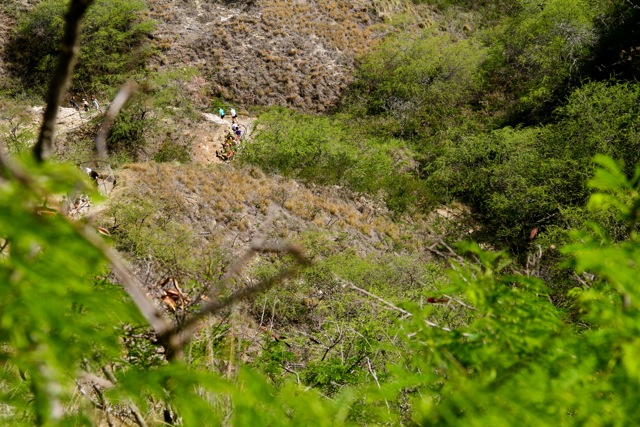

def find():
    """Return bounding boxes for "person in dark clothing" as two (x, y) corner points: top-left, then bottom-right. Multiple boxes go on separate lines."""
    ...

(70, 97), (80, 111)
(85, 167), (100, 186)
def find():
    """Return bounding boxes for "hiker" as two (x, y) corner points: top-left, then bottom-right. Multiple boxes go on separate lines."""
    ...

(231, 123), (238, 133)
(85, 167), (99, 186)
(82, 99), (90, 112)
(230, 107), (237, 123)
(235, 126), (242, 142)
(225, 131), (235, 146)
(216, 147), (234, 161)
(91, 97), (100, 111)
(223, 133), (235, 149)
(219, 107), (225, 119)
(70, 96), (80, 111)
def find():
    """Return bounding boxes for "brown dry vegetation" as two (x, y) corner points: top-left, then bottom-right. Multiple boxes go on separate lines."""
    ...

(97, 161), (436, 261)
(146, 0), (431, 112)
(89, 161), (455, 372)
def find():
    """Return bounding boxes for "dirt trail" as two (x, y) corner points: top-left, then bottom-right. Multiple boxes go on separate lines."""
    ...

(192, 112), (255, 164)
(26, 104), (254, 166)
(30, 105), (100, 134)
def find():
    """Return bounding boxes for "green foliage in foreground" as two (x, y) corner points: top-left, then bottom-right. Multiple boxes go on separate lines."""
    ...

(3, 152), (640, 424)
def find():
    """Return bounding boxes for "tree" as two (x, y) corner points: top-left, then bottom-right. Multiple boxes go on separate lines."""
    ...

(6, 0), (154, 98)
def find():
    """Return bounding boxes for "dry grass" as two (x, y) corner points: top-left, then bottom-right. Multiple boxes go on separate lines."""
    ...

(102, 163), (435, 259)
(146, 0), (401, 112)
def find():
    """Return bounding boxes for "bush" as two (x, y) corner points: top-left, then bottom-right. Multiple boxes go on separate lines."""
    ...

(412, 0), (526, 24)
(426, 126), (583, 246)
(348, 32), (487, 139)
(153, 140), (191, 163)
(107, 98), (152, 159)
(551, 81), (640, 174)
(6, 0), (154, 97)
(241, 107), (427, 212)
(425, 81), (640, 250)
(0, 100), (36, 155)
(481, 0), (607, 121)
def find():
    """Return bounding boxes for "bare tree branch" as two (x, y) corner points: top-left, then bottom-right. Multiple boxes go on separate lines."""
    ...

(161, 241), (311, 360)
(73, 222), (172, 337)
(102, 366), (148, 427)
(34, 0), (94, 162)
(80, 373), (115, 390)
(339, 277), (472, 334)
(94, 82), (137, 159)
(338, 278), (413, 318)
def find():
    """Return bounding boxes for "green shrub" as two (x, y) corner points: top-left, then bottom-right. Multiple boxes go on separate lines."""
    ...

(153, 140), (191, 163)
(481, 0), (608, 120)
(6, 0), (154, 97)
(349, 32), (487, 139)
(552, 81), (640, 174)
(425, 80), (640, 250)
(241, 107), (427, 212)
(143, 67), (201, 111)
(107, 98), (152, 159)
(412, 0), (526, 20)
(0, 101), (36, 156)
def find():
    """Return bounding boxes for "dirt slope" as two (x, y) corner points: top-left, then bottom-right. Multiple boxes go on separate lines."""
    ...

(192, 112), (254, 164)
(95, 161), (435, 265)
(148, 0), (390, 112)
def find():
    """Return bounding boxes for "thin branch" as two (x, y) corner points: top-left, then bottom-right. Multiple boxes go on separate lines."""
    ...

(161, 241), (311, 360)
(438, 239), (466, 263)
(34, 0), (94, 162)
(94, 82), (137, 159)
(102, 366), (148, 427)
(366, 357), (382, 390)
(320, 331), (343, 362)
(283, 365), (301, 385)
(442, 294), (476, 311)
(339, 277), (468, 333)
(339, 278), (413, 318)
(92, 384), (115, 427)
(426, 239), (465, 264)
(80, 373), (114, 390)
(74, 222), (172, 337)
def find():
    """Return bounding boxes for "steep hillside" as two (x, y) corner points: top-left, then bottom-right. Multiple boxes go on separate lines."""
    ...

(88, 161), (455, 387)
(146, 0), (425, 112)
(96, 161), (439, 271)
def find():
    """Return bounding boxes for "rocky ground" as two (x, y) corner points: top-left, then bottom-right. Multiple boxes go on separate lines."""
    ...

(147, 0), (391, 112)
(1, 0), (434, 114)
